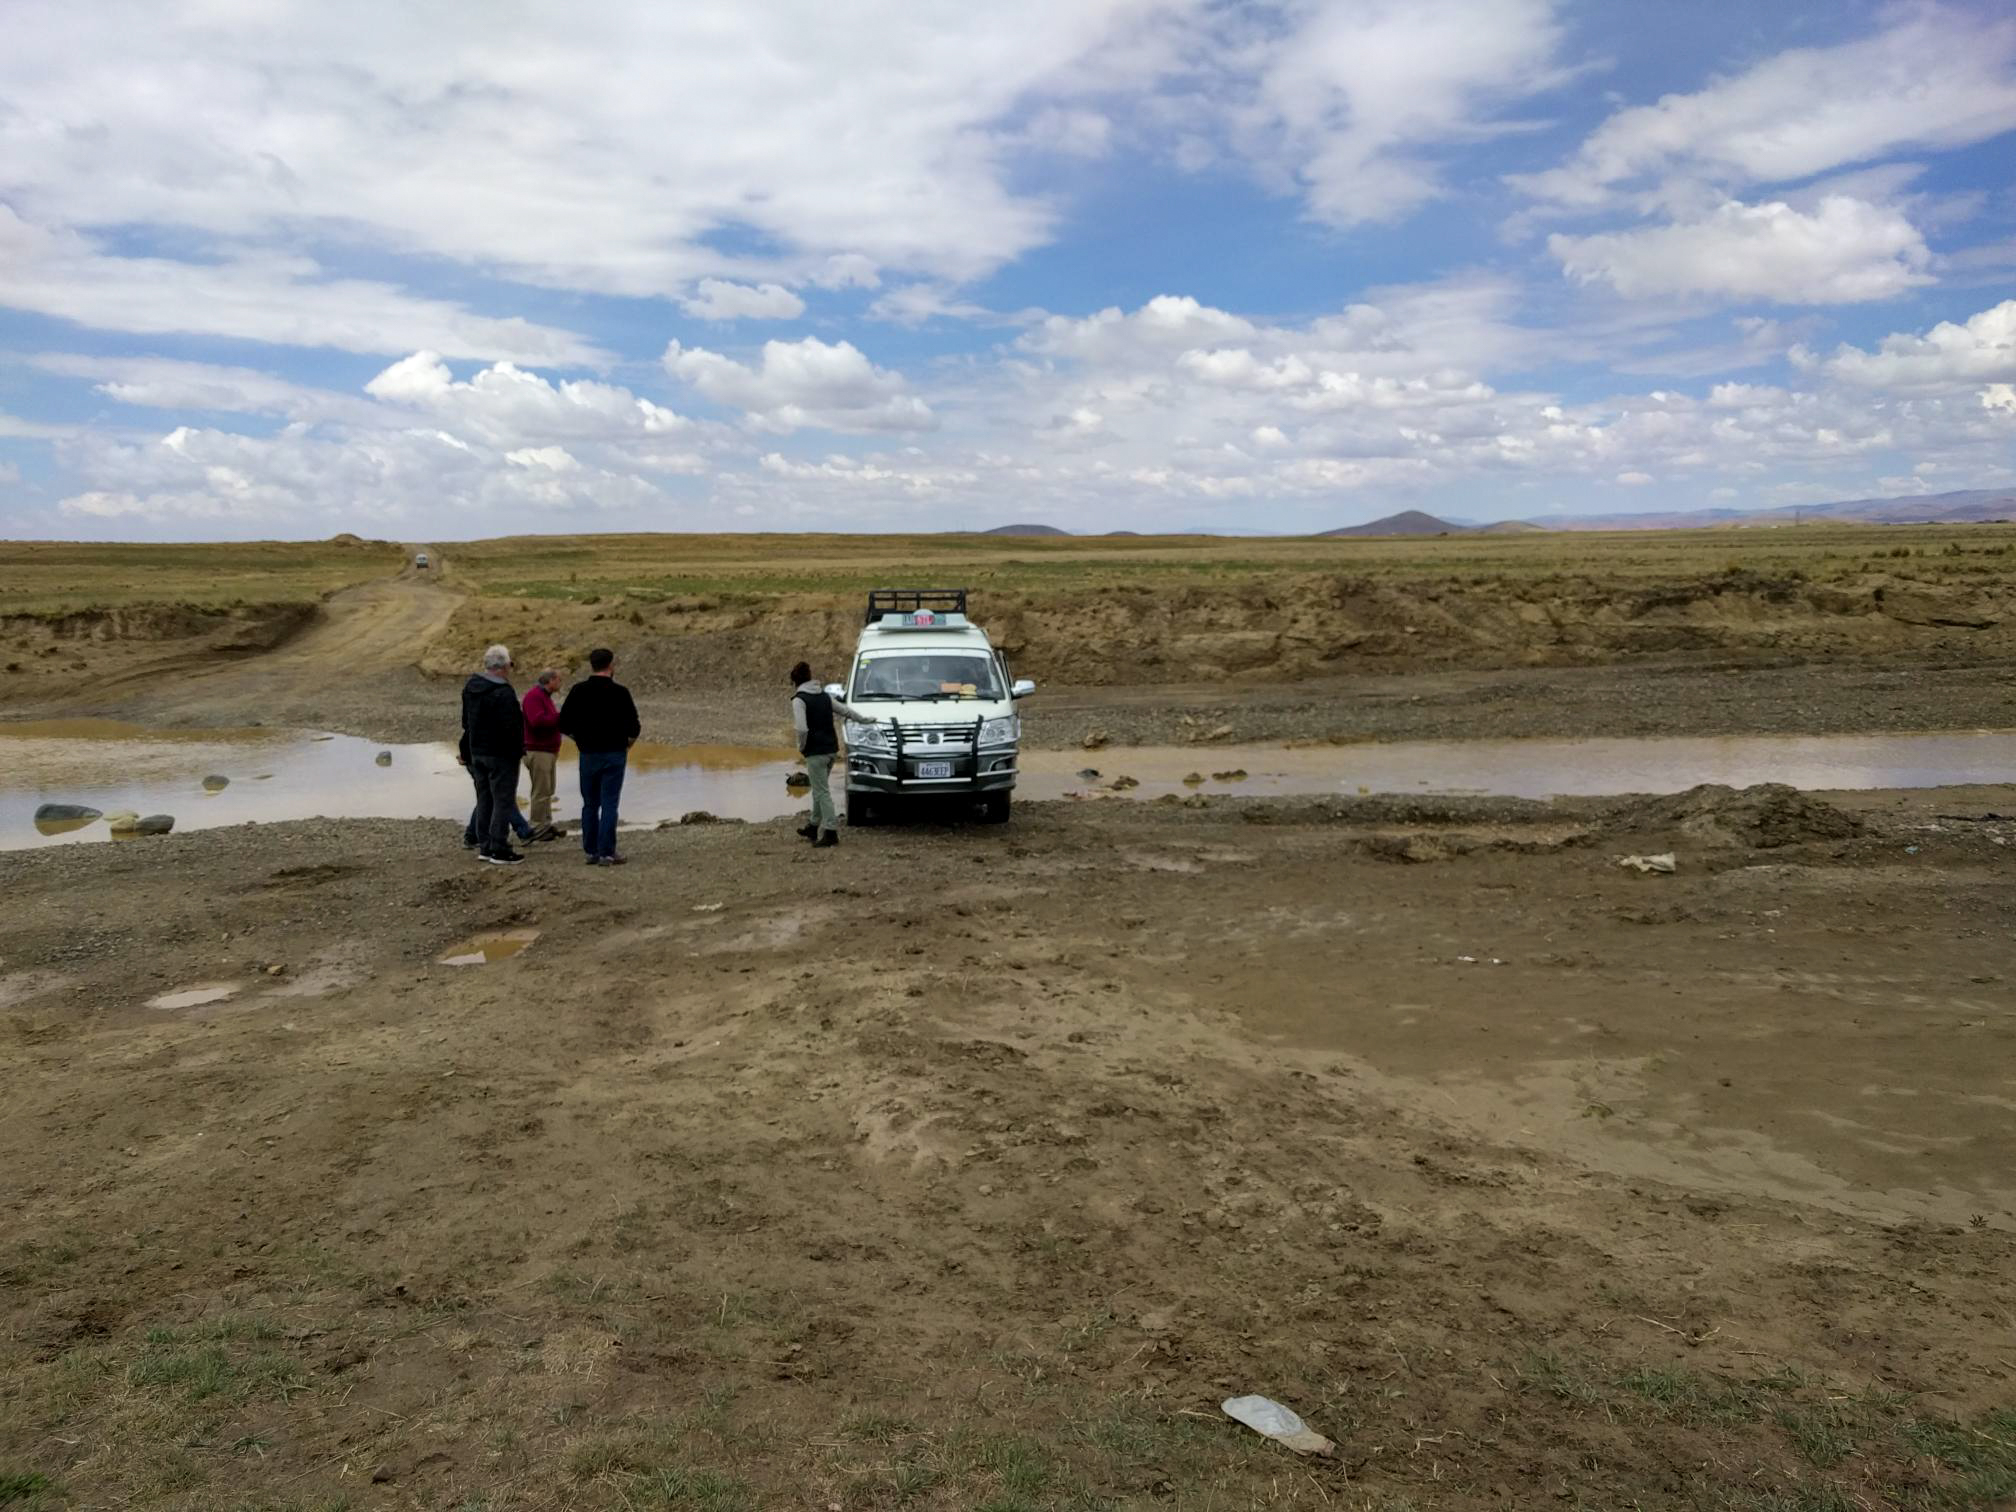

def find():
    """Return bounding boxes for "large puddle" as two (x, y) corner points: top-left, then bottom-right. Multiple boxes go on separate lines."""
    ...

(1, 721), (2011, 850)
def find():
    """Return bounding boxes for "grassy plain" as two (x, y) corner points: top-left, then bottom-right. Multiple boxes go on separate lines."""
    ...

(4, 524), (2010, 620)
(0, 539), (405, 616)
(445, 523), (2015, 607)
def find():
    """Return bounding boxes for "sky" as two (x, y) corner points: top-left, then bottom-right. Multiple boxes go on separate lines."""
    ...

(2, 0), (2015, 540)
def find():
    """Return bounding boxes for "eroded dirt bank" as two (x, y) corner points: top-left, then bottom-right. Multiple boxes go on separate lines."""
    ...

(2, 788), (2011, 1509)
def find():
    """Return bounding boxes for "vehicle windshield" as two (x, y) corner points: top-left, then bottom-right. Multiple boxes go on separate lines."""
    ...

(851, 651), (1004, 701)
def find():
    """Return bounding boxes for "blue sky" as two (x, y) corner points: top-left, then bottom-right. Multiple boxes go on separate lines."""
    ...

(2, 0), (2013, 539)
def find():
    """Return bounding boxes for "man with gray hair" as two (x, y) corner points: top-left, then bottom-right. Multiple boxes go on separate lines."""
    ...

(458, 643), (526, 865)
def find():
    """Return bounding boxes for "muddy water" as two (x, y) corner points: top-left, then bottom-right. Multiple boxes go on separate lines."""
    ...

(438, 929), (540, 966)
(1, 722), (2011, 849)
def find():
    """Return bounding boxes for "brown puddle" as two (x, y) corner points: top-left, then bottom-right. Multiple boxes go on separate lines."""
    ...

(438, 929), (540, 967)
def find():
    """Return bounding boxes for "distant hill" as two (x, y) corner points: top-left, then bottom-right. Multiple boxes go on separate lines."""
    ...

(1544, 488), (2016, 532)
(979, 522), (1071, 536)
(1477, 520), (1547, 534)
(1318, 510), (1462, 537)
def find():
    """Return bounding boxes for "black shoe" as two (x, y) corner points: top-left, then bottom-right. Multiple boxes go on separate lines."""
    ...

(796, 823), (818, 840)
(603, 852), (628, 866)
(585, 853), (602, 866)
(481, 848), (525, 866)
(813, 832), (837, 849)
(463, 837), (478, 850)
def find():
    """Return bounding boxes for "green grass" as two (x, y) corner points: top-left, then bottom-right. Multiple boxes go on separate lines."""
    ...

(0, 1473), (58, 1506)
(126, 1321), (304, 1403)
(0, 540), (403, 614)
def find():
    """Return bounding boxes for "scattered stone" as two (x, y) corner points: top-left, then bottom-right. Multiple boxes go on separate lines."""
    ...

(1109, 775), (1140, 791)
(133, 815), (175, 836)
(1082, 730), (1109, 750)
(1366, 835), (1451, 864)
(1211, 769), (1249, 781)
(1182, 772), (1206, 785)
(1203, 723), (1235, 741)
(679, 810), (729, 824)
(1076, 768), (1101, 781)
(105, 812), (142, 833)
(1182, 793), (1210, 809)
(202, 774), (230, 791)
(375, 751), (393, 766)
(265, 964), (287, 976)
(33, 803), (100, 823)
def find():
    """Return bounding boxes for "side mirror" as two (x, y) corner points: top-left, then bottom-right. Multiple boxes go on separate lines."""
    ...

(823, 683), (845, 698)
(1011, 678), (1036, 699)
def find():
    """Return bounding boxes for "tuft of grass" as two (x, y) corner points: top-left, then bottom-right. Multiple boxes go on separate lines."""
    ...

(626, 1467), (757, 1510)
(1897, 1409), (2016, 1504)
(1776, 1404), (1857, 1469)
(1521, 1348), (1606, 1406)
(0, 1473), (58, 1506)
(127, 1332), (305, 1403)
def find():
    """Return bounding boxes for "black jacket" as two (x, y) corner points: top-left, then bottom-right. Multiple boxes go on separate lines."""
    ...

(460, 674), (525, 763)
(559, 676), (641, 754)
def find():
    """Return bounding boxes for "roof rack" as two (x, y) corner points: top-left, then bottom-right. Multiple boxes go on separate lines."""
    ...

(865, 588), (968, 625)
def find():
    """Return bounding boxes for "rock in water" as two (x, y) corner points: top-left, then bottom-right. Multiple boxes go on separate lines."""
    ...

(134, 815), (175, 836)
(102, 810), (140, 831)
(375, 751), (393, 767)
(34, 803), (101, 822)
(202, 775), (229, 791)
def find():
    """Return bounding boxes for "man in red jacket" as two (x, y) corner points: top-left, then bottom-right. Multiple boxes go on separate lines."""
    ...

(522, 668), (565, 841)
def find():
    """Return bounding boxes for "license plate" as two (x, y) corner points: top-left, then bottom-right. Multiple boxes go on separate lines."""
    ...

(916, 761), (953, 779)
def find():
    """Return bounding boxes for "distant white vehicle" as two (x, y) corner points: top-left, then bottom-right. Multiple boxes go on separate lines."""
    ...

(833, 589), (1034, 826)
(414, 552), (430, 569)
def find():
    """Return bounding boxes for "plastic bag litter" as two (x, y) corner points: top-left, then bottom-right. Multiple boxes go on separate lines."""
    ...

(1618, 852), (1677, 874)
(1221, 1395), (1335, 1456)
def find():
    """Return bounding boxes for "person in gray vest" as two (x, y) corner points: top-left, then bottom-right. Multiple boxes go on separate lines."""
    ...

(790, 660), (879, 847)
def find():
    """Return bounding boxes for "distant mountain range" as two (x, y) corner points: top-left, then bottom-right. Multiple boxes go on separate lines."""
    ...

(974, 488), (2015, 540)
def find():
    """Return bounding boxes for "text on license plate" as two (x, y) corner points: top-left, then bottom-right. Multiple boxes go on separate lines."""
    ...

(916, 760), (954, 779)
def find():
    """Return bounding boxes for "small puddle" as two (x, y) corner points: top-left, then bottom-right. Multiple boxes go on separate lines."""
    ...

(148, 983), (241, 1010)
(438, 928), (540, 966)
(2, 723), (2012, 849)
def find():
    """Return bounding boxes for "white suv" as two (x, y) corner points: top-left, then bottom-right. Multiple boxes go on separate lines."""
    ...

(831, 589), (1034, 825)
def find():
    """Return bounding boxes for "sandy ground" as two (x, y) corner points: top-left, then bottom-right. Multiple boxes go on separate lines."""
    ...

(2, 785), (2012, 1510)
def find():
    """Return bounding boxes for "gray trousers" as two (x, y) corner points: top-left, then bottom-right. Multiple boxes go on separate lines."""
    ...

(806, 753), (837, 833)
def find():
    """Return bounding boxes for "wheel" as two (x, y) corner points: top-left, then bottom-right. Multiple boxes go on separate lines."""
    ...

(980, 792), (1011, 824)
(846, 790), (874, 827)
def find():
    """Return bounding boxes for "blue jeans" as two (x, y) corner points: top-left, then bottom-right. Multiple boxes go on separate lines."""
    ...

(578, 749), (627, 858)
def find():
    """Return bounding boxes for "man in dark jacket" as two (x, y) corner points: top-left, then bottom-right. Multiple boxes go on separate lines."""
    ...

(459, 643), (526, 865)
(558, 647), (640, 866)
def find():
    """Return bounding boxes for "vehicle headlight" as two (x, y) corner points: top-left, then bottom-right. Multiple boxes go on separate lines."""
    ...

(845, 720), (892, 751)
(979, 714), (1019, 746)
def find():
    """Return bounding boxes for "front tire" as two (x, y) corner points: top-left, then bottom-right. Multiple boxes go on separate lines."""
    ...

(846, 790), (874, 827)
(980, 792), (1011, 824)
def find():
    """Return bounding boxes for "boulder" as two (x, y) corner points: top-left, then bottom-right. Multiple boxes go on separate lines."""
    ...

(33, 803), (100, 822)
(202, 775), (230, 791)
(133, 814), (176, 836)
(375, 751), (393, 766)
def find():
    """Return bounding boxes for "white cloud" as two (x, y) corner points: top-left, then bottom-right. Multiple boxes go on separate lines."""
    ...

(0, 207), (599, 364)
(1241, 0), (1568, 225)
(363, 351), (693, 445)
(679, 279), (807, 321)
(1516, 8), (2016, 208)
(663, 336), (935, 432)
(0, 2), (1179, 296)
(1812, 299), (2016, 391)
(1616, 470), (1653, 485)
(1984, 384), (2016, 415)
(31, 353), (385, 425)
(867, 284), (997, 327)
(1550, 196), (1933, 304)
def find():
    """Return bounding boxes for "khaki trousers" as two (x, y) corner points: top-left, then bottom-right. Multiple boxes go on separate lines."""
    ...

(525, 750), (558, 829)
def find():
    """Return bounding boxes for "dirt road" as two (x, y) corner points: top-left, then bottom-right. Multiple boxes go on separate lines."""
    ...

(2, 786), (2011, 1509)
(65, 551), (462, 730)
